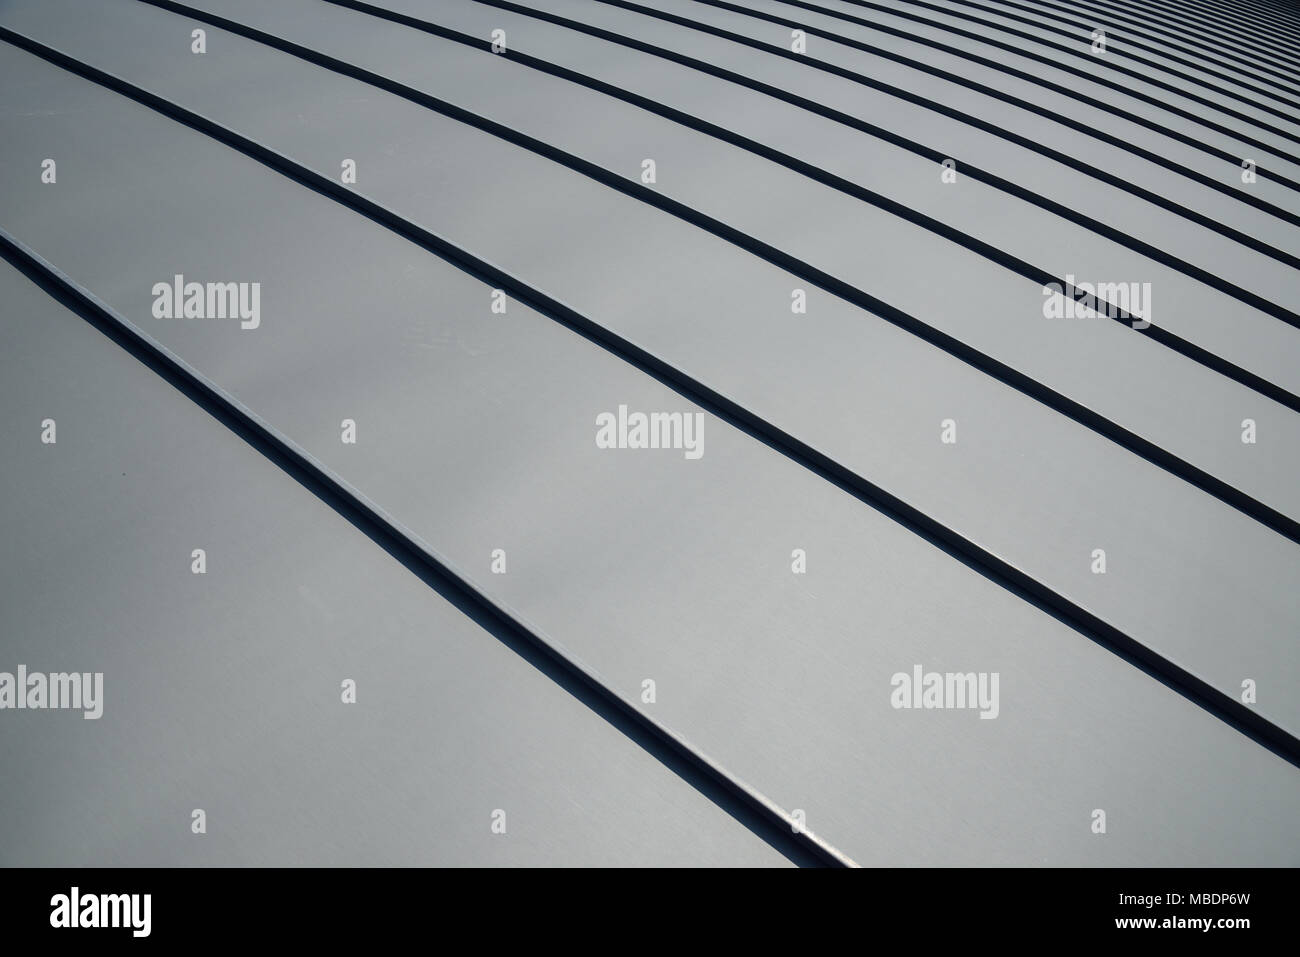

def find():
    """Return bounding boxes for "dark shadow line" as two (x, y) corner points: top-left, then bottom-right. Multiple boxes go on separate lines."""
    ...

(4, 27), (1297, 774)
(0, 231), (846, 870)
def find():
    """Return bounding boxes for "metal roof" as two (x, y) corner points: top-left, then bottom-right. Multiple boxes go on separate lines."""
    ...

(1, 0), (1297, 865)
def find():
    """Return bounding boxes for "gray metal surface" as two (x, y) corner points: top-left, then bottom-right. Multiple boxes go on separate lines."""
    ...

(866, 0), (1300, 102)
(526, 0), (1300, 214)
(668, 0), (1300, 185)
(1026, 0), (1300, 79)
(347, 0), (1300, 398)
(0, 256), (791, 867)
(0, 34), (1296, 865)
(4, 1), (1297, 740)
(785, 0), (1300, 139)
(882, 0), (1300, 84)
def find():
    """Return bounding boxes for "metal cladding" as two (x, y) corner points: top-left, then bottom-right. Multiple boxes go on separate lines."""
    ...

(1, 0), (1297, 866)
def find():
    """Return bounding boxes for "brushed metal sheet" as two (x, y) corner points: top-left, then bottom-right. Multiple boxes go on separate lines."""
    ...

(0, 46), (1296, 864)
(0, 257), (791, 867)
